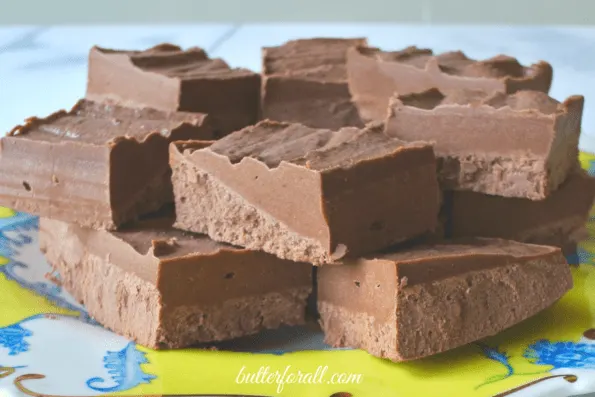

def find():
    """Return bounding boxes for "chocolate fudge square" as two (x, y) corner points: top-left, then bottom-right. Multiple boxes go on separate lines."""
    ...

(87, 44), (260, 136)
(347, 45), (553, 122)
(0, 99), (213, 229)
(262, 38), (366, 130)
(448, 169), (595, 255)
(171, 120), (440, 265)
(318, 238), (572, 362)
(40, 216), (312, 349)
(385, 89), (584, 199)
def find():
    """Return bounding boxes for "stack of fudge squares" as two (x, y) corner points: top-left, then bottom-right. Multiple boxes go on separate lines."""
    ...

(1, 38), (594, 362)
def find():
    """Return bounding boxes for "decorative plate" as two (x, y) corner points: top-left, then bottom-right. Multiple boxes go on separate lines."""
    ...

(1, 155), (595, 397)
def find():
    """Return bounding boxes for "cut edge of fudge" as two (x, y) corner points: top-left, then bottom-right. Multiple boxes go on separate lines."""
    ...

(170, 120), (440, 265)
(260, 76), (365, 129)
(389, 88), (582, 116)
(385, 89), (584, 200)
(346, 44), (553, 122)
(318, 238), (572, 362)
(261, 38), (366, 130)
(87, 44), (261, 136)
(39, 216), (312, 349)
(0, 99), (213, 230)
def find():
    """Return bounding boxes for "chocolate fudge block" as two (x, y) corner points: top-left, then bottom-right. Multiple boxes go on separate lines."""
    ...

(385, 89), (584, 199)
(171, 120), (440, 265)
(261, 38), (366, 130)
(39, 216), (312, 349)
(0, 99), (213, 229)
(449, 170), (595, 255)
(318, 238), (572, 362)
(347, 45), (553, 122)
(87, 44), (260, 136)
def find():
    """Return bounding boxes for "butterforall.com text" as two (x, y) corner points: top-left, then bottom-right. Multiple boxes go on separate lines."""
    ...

(235, 365), (363, 393)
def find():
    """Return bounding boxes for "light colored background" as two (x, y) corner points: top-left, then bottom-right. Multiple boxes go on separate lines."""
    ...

(1, 24), (595, 152)
(0, 0), (595, 24)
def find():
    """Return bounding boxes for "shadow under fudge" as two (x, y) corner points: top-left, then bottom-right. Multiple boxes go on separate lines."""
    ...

(170, 120), (441, 265)
(385, 89), (584, 200)
(39, 215), (312, 350)
(0, 99), (214, 230)
(446, 168), (595, 254)
(347, 45), (553, 123)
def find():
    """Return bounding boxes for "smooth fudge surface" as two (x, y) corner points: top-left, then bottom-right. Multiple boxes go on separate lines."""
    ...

(171, 120), (440, 265)
(39, 216), (312, 349)
(0, 99), (213, 229)
(347, 45), (554, 122)
(318, 238), (572, 362)
(448, 169), (595, 254)
(385, 89), (584, 199)
(87, 43), (260, 136)
(262, 38), (366, 130)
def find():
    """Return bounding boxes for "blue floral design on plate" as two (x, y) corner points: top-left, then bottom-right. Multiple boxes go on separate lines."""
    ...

(0, 214), (36, 257)
(0, 213), (95, 323)
(524, 340), (595, 370)
(0, 322), (33, 356)
(475, 343), (553, 389)
(587, 160), (595, 177)
(566, 247), (595, 266)
(86, 342), (156, 393)
(475, 343), (516, 389)
(0, 211), (158, 393)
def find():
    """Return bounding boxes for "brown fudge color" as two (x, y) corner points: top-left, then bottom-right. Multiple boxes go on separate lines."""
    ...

(86, 43), (260, 136)
(318, 238), (572, 362)
(385, 89), (584, 200)
(347, 45), (554, 122)
(39, 216), (312, 349)
(171, 120), (440, 265)
(0, 99), (214, 229)
(448, 169), (595, 254)
(261, 38), (366, 130)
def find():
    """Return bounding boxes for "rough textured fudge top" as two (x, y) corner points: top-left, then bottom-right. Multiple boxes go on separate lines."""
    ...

(357, 46), (536, 79)
(207, 120), (429, 170)
(372, 238), (561, 286)
(263, 38), (367, 82)
(93, 43), (255, 80)
(8, 99), (208, 145)
(395, 88), (561, 114)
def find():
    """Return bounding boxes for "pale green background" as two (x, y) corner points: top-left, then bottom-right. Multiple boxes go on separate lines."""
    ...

(0, 0), (594, 24)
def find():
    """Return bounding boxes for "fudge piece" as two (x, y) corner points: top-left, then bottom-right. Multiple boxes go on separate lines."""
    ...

(448, 169), (595, 255)
(0, 99), (213, 229)
(39, 216), (312, 349)
(87, 44), (260, 136)
(262, 38), (366, 130)
(347, 45), (554, 122)
(171, 120), (440, 265)
(385, 89), (584, 199)
(318, 238), (572, 362)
